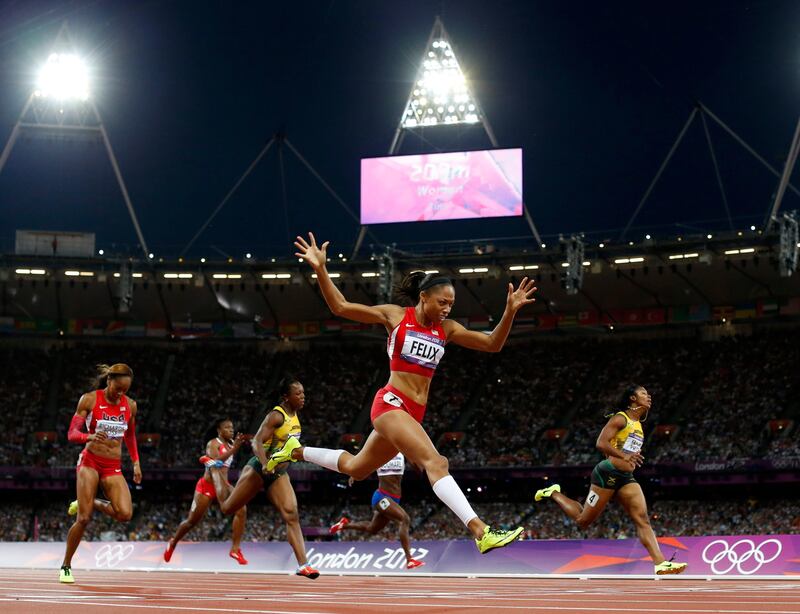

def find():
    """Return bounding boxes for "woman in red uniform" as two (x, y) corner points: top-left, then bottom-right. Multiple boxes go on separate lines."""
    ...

(269, 232), (536, 554)
(60, 363), (141, 584)
(163, 418), (248, 565)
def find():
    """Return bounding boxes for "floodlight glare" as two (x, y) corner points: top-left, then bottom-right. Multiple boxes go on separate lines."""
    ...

(35, 53), (89, 101)
(401, 33), (481, 129)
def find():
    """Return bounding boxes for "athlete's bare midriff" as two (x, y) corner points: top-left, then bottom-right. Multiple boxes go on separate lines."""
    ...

(86, 438), (122, 460)
(387, 370), (432, 406)
(377, 474), (402, 497)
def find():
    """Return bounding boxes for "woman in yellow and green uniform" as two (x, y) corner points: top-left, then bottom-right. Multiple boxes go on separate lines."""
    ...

(210, 375), (319, 579)
(534, 384), (687, 576)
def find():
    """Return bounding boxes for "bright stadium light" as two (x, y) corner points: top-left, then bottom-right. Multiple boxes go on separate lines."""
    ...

(0, 23), (152, 262)
(35, 53), (89, 101)
(400, 30), (483, 130)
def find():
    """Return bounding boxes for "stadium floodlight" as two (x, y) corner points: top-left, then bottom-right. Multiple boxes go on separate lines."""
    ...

(401, 36), (481, 131)
(0, 22), (151, 263)
(348, 16), (544, 258)
(560, 234), (585, 295)
(35, 53), (89, 101)
(778, 211), (799, 277)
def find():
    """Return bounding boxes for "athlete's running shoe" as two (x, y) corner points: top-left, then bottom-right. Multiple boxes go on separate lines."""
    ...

(199, 455), (224, 469)
(329, 516), (350, 535)
(267, 437), (301, 472)
(67, 500), (78, 516)
(295, 563), (320, 579)
(229, 549), (248, 565)
(406, 558), (425, 569)
(59, 565), (75, 584)
(655, 560), (687, 575)
(534, 483), (561, 502)
(163, 540), (175, 563)
(475, 525), (524, 554)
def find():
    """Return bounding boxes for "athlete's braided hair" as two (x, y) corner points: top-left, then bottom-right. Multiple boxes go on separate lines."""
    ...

(616, 384), (643, 412)
(394, 271), (453, 305)
(607, 384), (649, 422)
(276, 374), (301, 401)
(95, 363), (133, 389)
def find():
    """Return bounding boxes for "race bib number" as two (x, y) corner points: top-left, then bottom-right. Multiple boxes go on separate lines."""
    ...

(586, 490), (599, 507)
(400, 330), (445, 369)
(96, 419), (127, 439)
(378, 498), (391, 511)
(622, 432), (643, 454)
(377, 453), (405, 476)
(383, 392), (404, 408)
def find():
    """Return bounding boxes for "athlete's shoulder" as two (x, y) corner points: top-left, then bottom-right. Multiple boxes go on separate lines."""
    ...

(80, 391), (99, 407)
(268, 405), (288, 423)
(606, 411), (628, 425)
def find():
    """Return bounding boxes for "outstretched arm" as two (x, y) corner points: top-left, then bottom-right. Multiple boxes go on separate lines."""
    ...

(295, 233), (403, 326)
(444, 277), (537, 353)
(209, 432), (246, 462)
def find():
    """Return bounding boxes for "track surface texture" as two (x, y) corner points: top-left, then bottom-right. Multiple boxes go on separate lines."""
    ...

(1, 569), (799, 613)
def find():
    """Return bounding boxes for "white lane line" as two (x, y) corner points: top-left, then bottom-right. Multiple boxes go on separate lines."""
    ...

(0, 599), (337, 614)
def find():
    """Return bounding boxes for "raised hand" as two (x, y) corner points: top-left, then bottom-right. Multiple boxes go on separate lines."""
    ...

(294, 232), (329, 270)
(506, 277), (537, 313)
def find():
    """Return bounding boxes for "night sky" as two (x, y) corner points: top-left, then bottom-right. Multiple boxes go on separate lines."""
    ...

(1, 0), (799, 259)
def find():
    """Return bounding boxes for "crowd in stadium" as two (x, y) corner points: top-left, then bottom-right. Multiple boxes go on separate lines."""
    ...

(1, 327), (798, 546)
(2, 326), (798, 473)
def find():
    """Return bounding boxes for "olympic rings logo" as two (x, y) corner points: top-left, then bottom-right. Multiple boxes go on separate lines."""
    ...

(94, 544), (135, 568)
(701, 538), (782, 575)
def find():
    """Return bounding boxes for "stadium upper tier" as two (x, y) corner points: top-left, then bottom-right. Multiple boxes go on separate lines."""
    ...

(1, 234), (798, 331)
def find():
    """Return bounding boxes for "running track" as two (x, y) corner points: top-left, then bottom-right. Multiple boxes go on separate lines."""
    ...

(1, 569), (799, 613)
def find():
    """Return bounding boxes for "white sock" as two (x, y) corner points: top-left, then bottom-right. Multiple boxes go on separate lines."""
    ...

(302, 447), (345, 473)
(432, 475), (478, 527)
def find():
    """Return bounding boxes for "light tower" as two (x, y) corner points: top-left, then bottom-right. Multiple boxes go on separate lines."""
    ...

(352, 16), (544, 258)
(560, 234), (585, 295)
(0, 23), (150, 259)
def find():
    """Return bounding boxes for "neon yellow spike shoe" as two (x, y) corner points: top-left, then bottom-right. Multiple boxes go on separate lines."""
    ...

(534, 483), (561, 502)
(59, 565), (75, 584)
(655, 560), (687, 575)
(67, 500), (78, 516)
(266, 437), (302, 472)
(475, 525), (524, 554)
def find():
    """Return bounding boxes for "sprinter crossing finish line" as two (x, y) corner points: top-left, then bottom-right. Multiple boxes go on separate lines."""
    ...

(267, 232), (537, 554)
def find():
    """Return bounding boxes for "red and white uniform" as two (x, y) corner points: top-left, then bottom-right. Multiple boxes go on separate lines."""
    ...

(196, 438), (234, 499)
(377, 453), (405, 477)
(372, 308), (447, 424)
(216, 438), (235, 469)
(76, 390), (131, 479)
(387, 307), (447, 378)
(85, 389), (131, 438)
